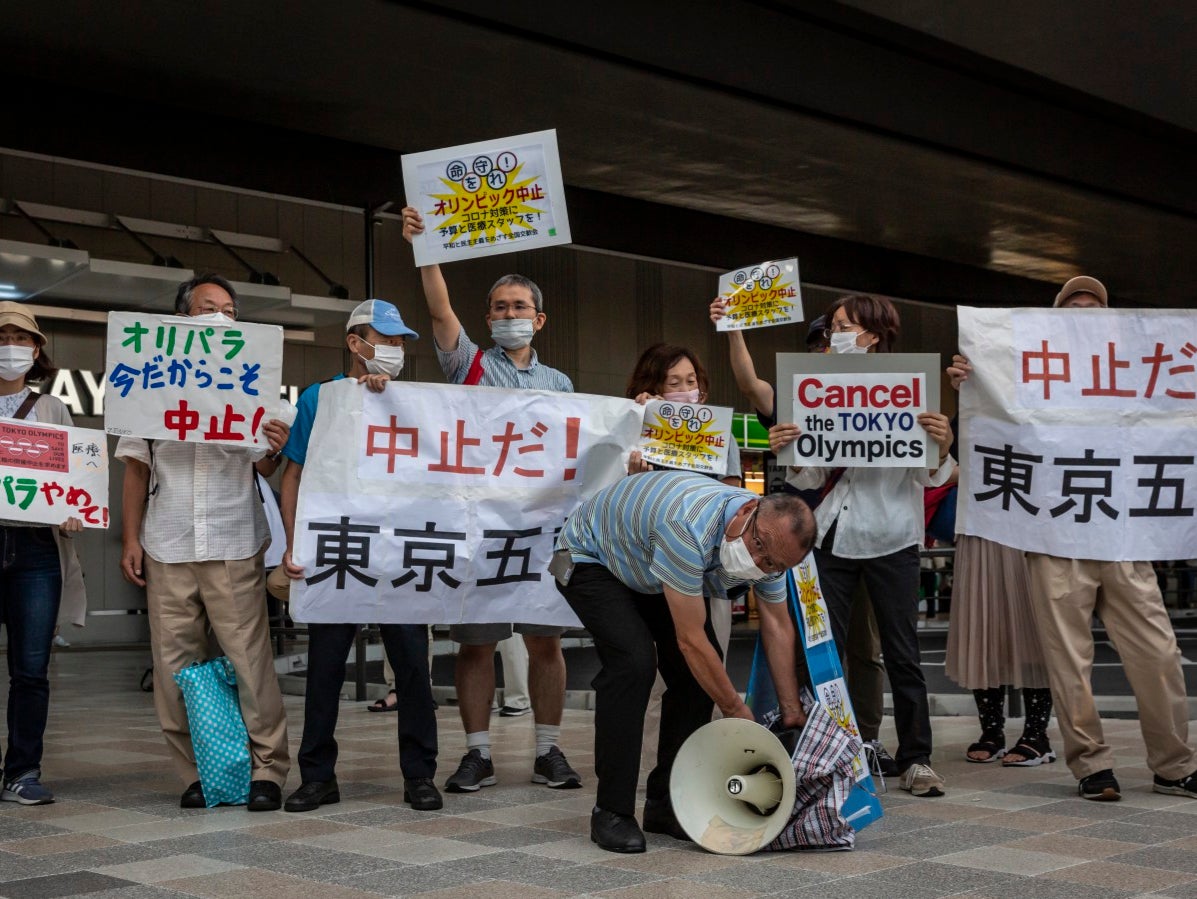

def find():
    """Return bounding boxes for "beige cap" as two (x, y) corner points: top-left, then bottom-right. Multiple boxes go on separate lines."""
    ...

(0, 301), (47, 344)
(1054, 276), (1108, 308)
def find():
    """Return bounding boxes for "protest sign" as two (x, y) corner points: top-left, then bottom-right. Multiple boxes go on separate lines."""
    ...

(104, 312), (283, 447)
(957, 307), (1197, 561)
(0, 419), (109, 527)
(714, 257), (803, 331)
(638, 399), (732, 476)
(775, 353), (940, 467)
(290, 380), (644, 626)
(402, 129), (571, 267)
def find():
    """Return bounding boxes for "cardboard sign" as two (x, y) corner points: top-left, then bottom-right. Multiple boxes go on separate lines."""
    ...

(715, 257), (803, 331)
(638, 399), (732, 476)
(0, 419), (109, 528)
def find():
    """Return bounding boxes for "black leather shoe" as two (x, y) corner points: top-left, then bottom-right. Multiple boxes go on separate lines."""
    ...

(284, 779), (340, 813)
(403, 777), (444, 811)
(590, 806), (646, 854)
(180, 781), (205, 809)
(247, 780), (283, 811)
(643, 797), (690, 841)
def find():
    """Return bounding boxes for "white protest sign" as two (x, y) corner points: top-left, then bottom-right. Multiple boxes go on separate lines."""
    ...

(402, 129), (571, 267)
(956, 307), (1197, 561)
(638, 399), (732, 476)
(715, 257), (803, 331)
(291, 380), (644, 625)
(776, 354), (939, 468)
(104, 312), (283, 447)
(0, 419), (109, 528)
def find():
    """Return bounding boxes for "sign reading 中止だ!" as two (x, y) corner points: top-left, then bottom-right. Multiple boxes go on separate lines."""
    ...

(103, 312), (283, 447)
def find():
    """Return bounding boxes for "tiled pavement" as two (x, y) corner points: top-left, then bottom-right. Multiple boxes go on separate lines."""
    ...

(3, 651), (1197, 898)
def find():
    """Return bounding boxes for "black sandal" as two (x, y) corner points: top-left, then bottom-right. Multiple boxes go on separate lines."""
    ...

(1002, 733), (1056, 767)
(367, 689), (398, 713)
(965, 732), (1007, 764)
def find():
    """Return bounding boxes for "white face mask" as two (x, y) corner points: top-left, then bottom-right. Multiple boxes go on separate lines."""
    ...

(359, 341), (405, 379)
(0, 346), (35, 382)
(830, 331), (870, 354)
(192, 311), (236, 324)
(719, 509), (768, 581)
(490, 317), (535, 349)
(663, 389), (701, 404)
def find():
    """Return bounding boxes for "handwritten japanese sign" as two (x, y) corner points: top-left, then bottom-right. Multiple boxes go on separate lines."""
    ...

(0, 419), (109, 528)
(638, 399), (732, 476)
(291, 380), (644, 625)
(957, 307), (1197, 561)
(402, 129), (571, 267)
(775, 353), (940, 468)
(715, 257), (803, 331)
(104, 312), (283, 447)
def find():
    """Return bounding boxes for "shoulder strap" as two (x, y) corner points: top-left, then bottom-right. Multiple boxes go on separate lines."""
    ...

(146, 438), (159, 498)
(12, 391), (39, 420)
(463, 349), (486, 386)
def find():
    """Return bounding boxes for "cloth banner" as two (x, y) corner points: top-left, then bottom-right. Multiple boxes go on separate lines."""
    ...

(104, 312), (283, 447)
(715, 257), (803, 331)
(957, 307), (1197, 561)
(291, 379), (644, 625)
(746, 556), (884, 833)
(0, 419), (109, 528)
(402, 129), (571, 267)
(638, 399), (732, 476)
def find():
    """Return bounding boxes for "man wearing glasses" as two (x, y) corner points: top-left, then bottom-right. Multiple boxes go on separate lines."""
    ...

(554, 470), (816, 853)
(402, 208), (581, 796)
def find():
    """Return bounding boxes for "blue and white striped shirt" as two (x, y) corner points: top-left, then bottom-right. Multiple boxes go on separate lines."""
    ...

(437, 326), (574, 392)
(558, 470), (787, 603)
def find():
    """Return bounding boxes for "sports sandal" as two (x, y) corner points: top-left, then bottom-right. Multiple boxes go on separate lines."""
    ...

(965, 732), (1007, 763)
(367, 689), (398, 712)
(1002, 733), (1056, 767)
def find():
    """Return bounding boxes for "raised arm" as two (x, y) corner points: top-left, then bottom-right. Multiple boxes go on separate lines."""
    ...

(710, 298), (774, 416)
(402, 206), (463, 352)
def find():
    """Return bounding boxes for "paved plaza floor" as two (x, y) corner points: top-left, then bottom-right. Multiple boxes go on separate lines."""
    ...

(3, 650), (1197, 898)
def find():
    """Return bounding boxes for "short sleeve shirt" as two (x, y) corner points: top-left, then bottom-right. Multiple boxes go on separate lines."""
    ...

(436, 326), (573, 392)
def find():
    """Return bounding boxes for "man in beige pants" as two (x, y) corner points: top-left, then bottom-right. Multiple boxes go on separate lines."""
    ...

(950, 275), (1197, 802)
(118, 274), (291, 811)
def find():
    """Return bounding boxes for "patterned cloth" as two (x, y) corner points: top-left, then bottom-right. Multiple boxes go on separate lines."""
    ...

(557, 470), (787, 603)
(173, 657), (251, 807)
(0, 388), (34, 421)
(436, 326), (573, 392)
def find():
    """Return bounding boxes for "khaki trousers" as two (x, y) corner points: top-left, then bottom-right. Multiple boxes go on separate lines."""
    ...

(1028, 554), (1195, 781)
(145, 552), (290, 786)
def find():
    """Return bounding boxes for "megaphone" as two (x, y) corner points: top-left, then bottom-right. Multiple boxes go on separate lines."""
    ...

(670, 718), (796, 855)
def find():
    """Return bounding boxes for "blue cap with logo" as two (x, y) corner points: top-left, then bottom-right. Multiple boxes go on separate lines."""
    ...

(346, 299), (419, 339)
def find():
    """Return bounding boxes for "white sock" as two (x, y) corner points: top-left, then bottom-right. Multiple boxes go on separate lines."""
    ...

(466, 731), (492, 760)
(535, 723), (560, 757)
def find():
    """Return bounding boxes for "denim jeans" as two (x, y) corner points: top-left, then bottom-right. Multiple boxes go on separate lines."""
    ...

(0, 525), (63, 780)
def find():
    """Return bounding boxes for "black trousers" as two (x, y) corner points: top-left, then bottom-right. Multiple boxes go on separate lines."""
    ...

(558, 563), (719, 817)
(812, 542), (932, 770)
(298, 623), (437, 782)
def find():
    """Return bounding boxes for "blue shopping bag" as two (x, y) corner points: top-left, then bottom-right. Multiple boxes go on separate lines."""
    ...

(173, 656), (251, 807)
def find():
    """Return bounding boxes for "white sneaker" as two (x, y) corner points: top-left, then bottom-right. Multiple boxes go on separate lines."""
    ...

(899, 763), (945, 797)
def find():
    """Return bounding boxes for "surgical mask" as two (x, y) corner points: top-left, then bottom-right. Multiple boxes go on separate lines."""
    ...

(192, 311), (235, 324)
(663, 389), (701, 404)
(0, 346), (35, 381)
(490, 317), (535, 349)
(830, 331), (869, 354)
(359, 341), (405, 379)
(719, 509), (768, 580)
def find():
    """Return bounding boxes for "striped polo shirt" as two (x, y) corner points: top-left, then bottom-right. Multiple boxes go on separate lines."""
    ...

(558, 470), (788, 603)
(437, 326), (574, 392)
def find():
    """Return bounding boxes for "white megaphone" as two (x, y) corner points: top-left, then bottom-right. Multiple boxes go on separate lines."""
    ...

(670, 718), (797, 855)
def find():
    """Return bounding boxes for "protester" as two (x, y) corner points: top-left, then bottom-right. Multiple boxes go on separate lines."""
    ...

(0, 303), (85, 806)
(278, 299), (442, 812)
(117, 274), (291, 811)
(768, 294), (954, 797)
(402, 207), (581, 794)
(555, 470), (816, 852)
(948, 275), (1197, 801)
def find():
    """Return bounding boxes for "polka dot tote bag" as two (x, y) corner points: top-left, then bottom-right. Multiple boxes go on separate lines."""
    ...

(173, 656), (252, 807)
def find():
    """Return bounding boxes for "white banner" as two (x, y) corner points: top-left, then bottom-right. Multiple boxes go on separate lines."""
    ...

(638, 399), (732, 476)
(0, 419), (110, 528)
(402, 129), (571, 267)
(104, 312), (283, 447)
(957, 307), (1197, 561)
(291, 380), (645, 625)
(714, 257), (803, 331)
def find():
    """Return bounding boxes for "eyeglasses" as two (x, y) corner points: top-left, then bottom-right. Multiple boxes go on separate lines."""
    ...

(749, 512), (782, 574)
(0, 332), (36, 346)
(489, 301), (537, 315)
(820, 323), (864, 340)
(195, 305), (238, 320)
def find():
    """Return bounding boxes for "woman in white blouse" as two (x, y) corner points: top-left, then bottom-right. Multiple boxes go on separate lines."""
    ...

(768, 294), (954, 799)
